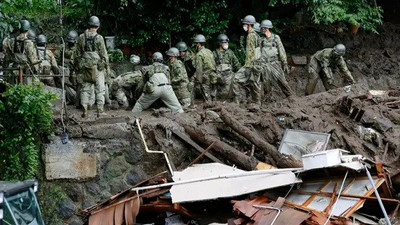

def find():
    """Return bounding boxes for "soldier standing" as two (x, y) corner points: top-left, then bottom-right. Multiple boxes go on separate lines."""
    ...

(192, 34), (218, 102)
(305, 44), (355, 95)
(75, 16), (109, 117)
(35, 34), (60, 86)
(259, 19), (294, 98)
(166, 47), (191, 107)
(232, 15), (261, 105)
(132, 52), (183, 113)
(213, 34), (241, 100)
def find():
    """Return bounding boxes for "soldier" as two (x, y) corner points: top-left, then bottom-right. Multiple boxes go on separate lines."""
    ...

(166, 47), (191, 107)
(75, 16), (109, 117)
(176, 41), (195, 78)
(192, 34), (218, 102)
(132, 52), (183, 113)
(54, 30), (80, 104)
(232, 15), (261, 105)
(259, 19), (294, 98)
(3, 20), (38, 83)
(110, 54), (143, 108)
(213, 34), (241, 99)
(35, 34), (60, 86)
(27, 30), (36, 42)
(305, 44), (355, 95)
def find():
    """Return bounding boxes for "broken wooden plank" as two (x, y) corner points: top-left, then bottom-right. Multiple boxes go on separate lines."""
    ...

(172, 129), (222, 164)
(188, 142), (215, 167)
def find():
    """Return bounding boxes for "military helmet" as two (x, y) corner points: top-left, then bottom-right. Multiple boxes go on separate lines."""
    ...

(153, 52), (163, 62)
(20, 20), (31, 32)
(241, 15), (256, 25)
(217, 34), (229, 43)
(166, 47), (179, 57)
(67, 30), (78, 43)
(130, 54), (140, 65)
(27, 30), (36, 41)
(176, 41), (188, 51)
(260, 19), (273, 29)
(253, 22), (261, 33)
(88, 16), (100, 27)
(193, 34), (206, 43)
(36, 34), (47, 45)
(333, 44), (346, 56)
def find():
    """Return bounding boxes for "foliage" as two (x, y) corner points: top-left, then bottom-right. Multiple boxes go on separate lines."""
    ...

(0, 84), (55, 180)
(267, 0), (383, 33)
(108, 49), (124, 63)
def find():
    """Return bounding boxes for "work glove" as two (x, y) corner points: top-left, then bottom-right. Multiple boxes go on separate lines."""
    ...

(283, 64), (290, 74)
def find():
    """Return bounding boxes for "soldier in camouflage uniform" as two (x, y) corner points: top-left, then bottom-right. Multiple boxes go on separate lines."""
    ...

(132, 52), (183, 113)
(110, 54), (143, 108)
(75, 16), (109, 117)
(3, 20), (38, 83)
(35, 34), (60, 86)
(259, 20), (294, 98)
(176, 41), (195, 79)
(305, 44), (355, 95)
(54, 30), (79, 104)
(166, 47), (191, 107)
(232, 15), (261, 105)
(213, 34), (241, 100)
(192, 34), (218, 102)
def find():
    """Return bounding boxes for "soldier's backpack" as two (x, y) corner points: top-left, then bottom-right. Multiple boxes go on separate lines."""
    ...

(80, 32), (101, 83)
(12, 37), (29, 65)
(36, 48), (52, 75)
(143, 64), (167, 93)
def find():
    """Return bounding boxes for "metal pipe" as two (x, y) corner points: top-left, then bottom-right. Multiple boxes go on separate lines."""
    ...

(136, 119), (174, 175)
(365, 165), (392, 225)
(131, 167), (301, 192)
(253, 205), (282, 225)
(323, 170), (348, 225)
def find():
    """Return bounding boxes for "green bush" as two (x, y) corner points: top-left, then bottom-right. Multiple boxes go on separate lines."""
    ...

(0, 84), (55, 180)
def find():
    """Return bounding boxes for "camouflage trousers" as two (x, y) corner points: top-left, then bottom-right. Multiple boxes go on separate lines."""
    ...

(305, 60), (335, 95)
(232, 66), (261, 104)
(262, 61), (294, 97)
(132, 85), (184, 113)
(216, 71), (234, 100)
(81, 69), (105, 109)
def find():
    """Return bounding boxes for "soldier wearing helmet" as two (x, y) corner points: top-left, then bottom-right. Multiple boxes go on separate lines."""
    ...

(35, 34), (60, 87)
(192, 34), (218, 102)
(258, 19), (294, 99)
(166, 47), (191, 107)
(232, 15), (262, 105)
(75, 16), (109, 117)
(305, 44), (355, 95)
(132, 52), (183, 113)
(213, 34), (241, 99)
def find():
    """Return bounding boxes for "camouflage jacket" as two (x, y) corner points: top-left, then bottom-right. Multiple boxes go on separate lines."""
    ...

(36, 46), (59, 75)
(179, 50), (195, 78)
(260, 33), (288, 66)
(213, 48), (241, 72)
(74, 29), (109, 70)
(55, 44), (76, 68)
(141, 62), (171, 82)
(169, 59), (190, 99)
(193, 46), (217, 83)
(244, 30), (260, 67)
(4, 33), (37, 68)
(311, 48), (353, 81)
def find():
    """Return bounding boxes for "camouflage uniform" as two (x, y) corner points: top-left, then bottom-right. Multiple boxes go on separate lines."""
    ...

(180, 50), (195, 78)
(259, 33), (294, 97)
(74, 29), (109, 112)
(232, 30), (261, 104)
(192, 46), (218, 101)
(305, 48), (355, 95)
(110, 70), (143, 107)
(35, 46), (59, 86)
(169, 59), (191, 107)
(132, 62), (183, 113)
(3, 33), (38, 83)
(213, 48), (241, 99)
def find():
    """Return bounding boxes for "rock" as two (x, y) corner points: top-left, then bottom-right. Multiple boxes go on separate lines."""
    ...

(82, 123), (131, 139)
(106, 139), (131, 156)
(82, 198), (95, 209)
(67, 125), (83, 138)
(109, 177), (129, 194)
(104, 155), (131, 180)
(125, 166), (147, 185)
(45, 139), (98, 180)
(64, 183), (83, 202)
(124, 143), (143, 164)
(68, 216), (83, 225)
(57, 198), (76, 220)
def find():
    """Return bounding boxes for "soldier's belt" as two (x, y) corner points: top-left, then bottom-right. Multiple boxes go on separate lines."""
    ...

(157, 83), (171, 87)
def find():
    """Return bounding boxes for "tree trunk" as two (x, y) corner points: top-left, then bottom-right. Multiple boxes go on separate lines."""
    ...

(219, 108), (303, 168)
